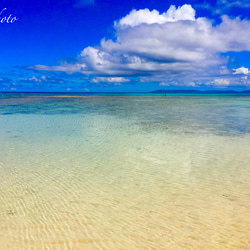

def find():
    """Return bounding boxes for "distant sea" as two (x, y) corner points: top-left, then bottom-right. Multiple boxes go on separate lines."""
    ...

(0, 93), (250, 249)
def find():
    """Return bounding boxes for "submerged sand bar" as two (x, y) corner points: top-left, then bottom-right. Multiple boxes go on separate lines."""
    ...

(0, 94), (250, 249)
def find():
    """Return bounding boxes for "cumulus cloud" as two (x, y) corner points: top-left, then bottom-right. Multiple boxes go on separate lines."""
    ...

(31, 4), (250, 87)
(114, 5), (195, 28)
(233, 66), (249, 75)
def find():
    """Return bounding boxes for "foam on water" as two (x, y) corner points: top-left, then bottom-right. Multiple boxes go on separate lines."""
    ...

(0, 94), (250, 249)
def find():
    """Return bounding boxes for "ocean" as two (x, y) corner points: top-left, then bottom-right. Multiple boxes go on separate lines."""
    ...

(0, 93), (249, 249)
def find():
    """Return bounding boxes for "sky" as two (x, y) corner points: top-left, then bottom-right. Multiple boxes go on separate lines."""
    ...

(1, 0), (250, 92)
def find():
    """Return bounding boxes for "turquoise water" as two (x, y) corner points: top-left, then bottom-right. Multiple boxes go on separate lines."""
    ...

(0, 94), (250, 249)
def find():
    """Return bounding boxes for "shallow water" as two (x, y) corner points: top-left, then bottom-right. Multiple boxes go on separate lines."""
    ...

(0, 94), (250, 249)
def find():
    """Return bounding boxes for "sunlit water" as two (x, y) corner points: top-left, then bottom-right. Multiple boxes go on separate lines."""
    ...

(0, 94), (250, 249)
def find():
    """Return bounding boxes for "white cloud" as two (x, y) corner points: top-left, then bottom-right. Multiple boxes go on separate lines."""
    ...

(204, 76), (250, 87)
(115, 4), (195, 28)
(91, 77), (130, 83)
(213, 78), (230, 85)
(25, 76), (53, 82)
(30, 63), (87, 73)
(31, 4), (250, 87)
(159, 82), (170, 86)
(28, 76), (41, 82)
(233, 66), (249, 75)
(78, 10), (250, 77)
(160, 81), (196, 87)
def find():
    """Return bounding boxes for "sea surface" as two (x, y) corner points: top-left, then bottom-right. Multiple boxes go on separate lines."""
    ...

(0, 93), (250, 249)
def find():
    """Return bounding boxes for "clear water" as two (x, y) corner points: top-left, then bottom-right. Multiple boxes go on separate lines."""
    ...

(0, 94), (250, 249)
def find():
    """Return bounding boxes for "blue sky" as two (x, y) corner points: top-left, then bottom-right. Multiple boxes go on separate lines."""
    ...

(1, 0), (250, 92)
